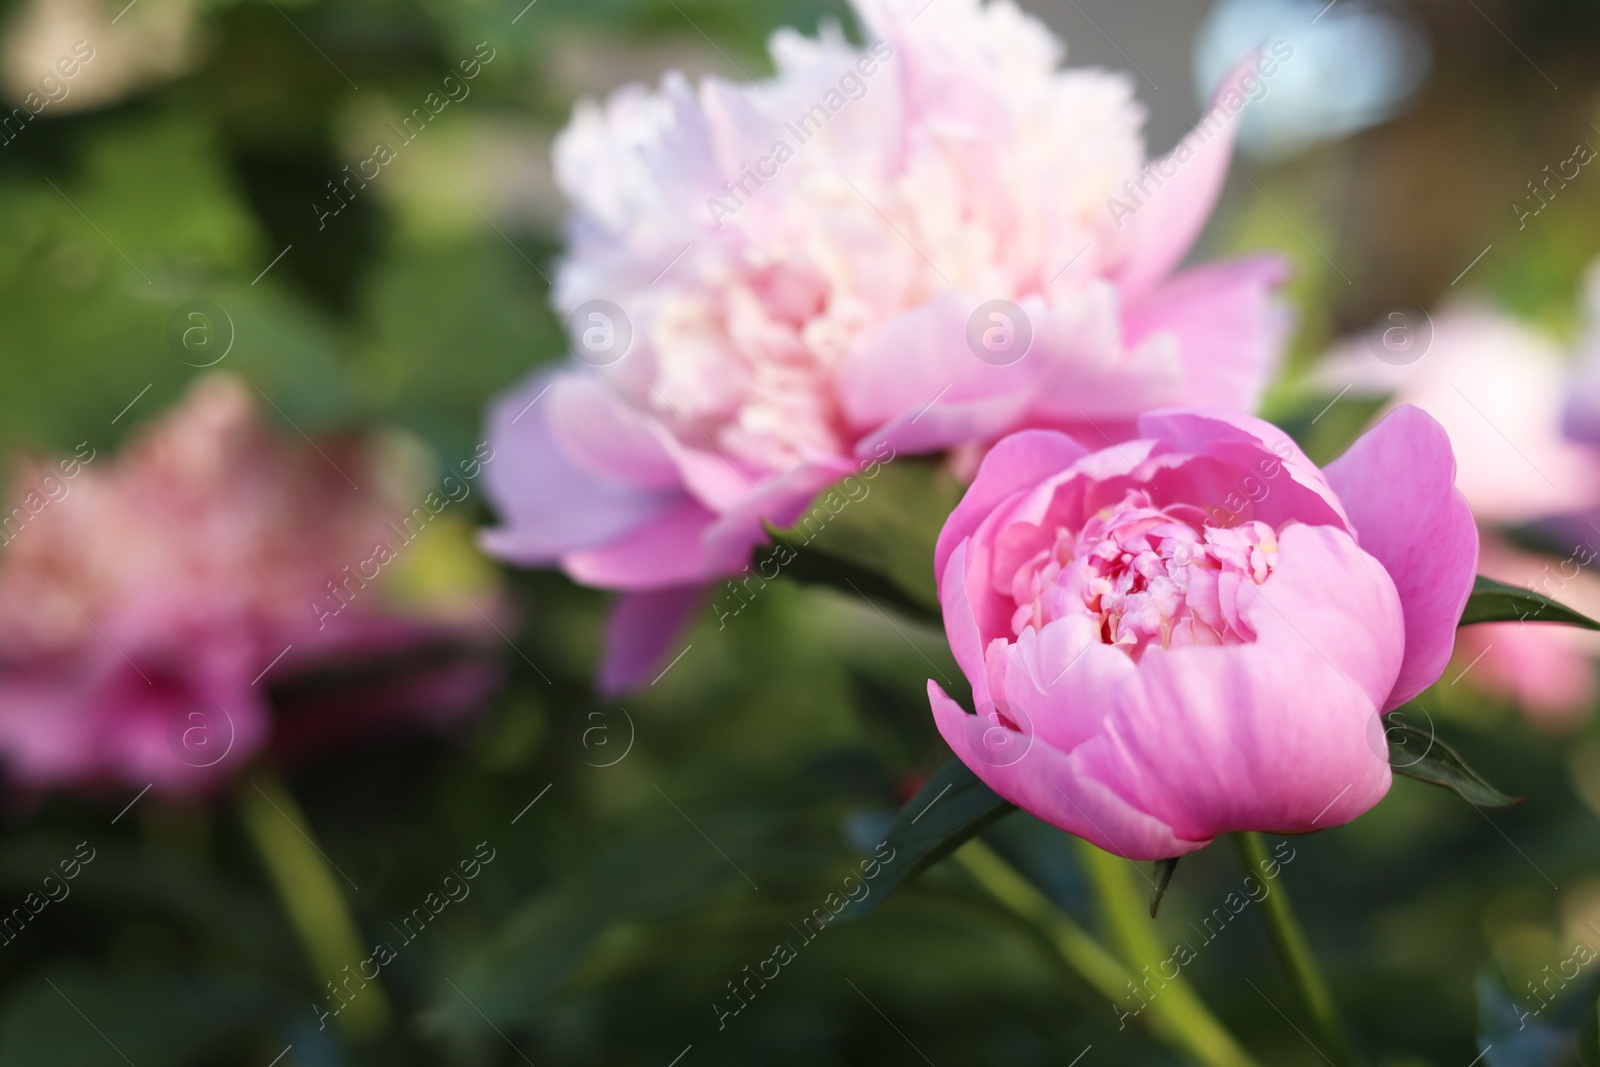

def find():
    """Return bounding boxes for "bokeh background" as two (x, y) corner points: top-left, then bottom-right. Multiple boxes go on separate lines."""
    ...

(2, 0), (1600, 1064)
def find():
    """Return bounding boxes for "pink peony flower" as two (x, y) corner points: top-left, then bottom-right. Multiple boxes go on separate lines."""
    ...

(928, 407), (1477, 859)
(482, 0), (1290, 691)
(0, 374), (499, 797)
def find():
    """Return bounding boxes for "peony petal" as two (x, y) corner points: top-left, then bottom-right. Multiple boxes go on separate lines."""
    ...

(1124, 255), (1291, 415)
(1236, 524), (1405, 713)
(1112, 53), (1260, 302)
(1067, 636), (1392, 849)
(598, 585), (705, 695)
(480, 371), (679, 565)
(933, 429), (1090, 580)
(861, 392), (1036, 461)
(929, 679), (1195, 860)
(1137, 407), (1350, 530)
(1323, 405), (1479, 709)
(563, 497), (731, 590)
(838, 292), (1044, 438)
(938, 539), (991, 706)
(544, 374), (680, 490)
(702, 459), (853, 563)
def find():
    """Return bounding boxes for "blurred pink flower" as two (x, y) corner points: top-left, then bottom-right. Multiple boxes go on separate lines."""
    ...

(929, 407), (1476, 859)
(1318, 303), (1600, 524)
(1319, 303), (1600, 721)
(1452, 538), (1600, 729)
(482, 0), (1290, 692)
(1563, 259), (1600, 447)
(0, 374), (498, 797)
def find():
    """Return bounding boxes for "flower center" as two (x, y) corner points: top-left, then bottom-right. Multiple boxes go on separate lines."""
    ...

(1010, 489), (1280, 654)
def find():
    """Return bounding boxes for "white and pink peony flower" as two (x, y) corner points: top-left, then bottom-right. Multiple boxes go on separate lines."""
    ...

(483, 0), (1290, 690)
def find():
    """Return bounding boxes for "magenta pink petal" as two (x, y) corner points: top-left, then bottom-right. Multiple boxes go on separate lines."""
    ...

(933, 430), (1090, 579)
(1324, 405), (1479, 709)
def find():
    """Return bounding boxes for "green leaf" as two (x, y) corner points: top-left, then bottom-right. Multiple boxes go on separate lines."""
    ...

(1387, 717), (1520, 807)
(1149, 857), (1180, 918)
(1458, 575), (1600, 631)
(755, 530), (941, 626)
(761, 458), (963, 624)
(838, 758), (1015, 922)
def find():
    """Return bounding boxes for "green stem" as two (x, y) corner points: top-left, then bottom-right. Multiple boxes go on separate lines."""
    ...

(1233, 832), (1359, 1067)
(239, 771), (390, 1040)
(956, 840), (1262, 1067)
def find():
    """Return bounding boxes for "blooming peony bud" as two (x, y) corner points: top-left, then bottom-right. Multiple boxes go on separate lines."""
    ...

(929, 407), (1477, 859)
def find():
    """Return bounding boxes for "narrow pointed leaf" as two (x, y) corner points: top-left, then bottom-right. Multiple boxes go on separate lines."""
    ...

(1458, 575), (1600, 631)
(759, 459), (962, 625)
(755, 528), (941, 626)
(1149, 857), (1180, 918)
(837, 758), (1015, 921)
(1387, 718), (1520, 807)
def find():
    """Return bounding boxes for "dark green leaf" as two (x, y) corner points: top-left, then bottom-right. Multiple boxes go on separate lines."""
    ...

(756, 529), (942, 626)
(761, 458), (963, 624)
(1387, 717), (1520, 807)
(1459, 576), (1600, 631)
(838, 758), (1015, 922)
(1149, 857), (1180, 918)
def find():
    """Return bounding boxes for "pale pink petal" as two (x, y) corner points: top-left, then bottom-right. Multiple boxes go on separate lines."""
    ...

(481, 372), (679, 565)
(545, 374), (680, 490)
(1112, 53), (1260, 302)
(1124, 255), (1291, 414)
(838, 292), (1045, 438)
(563, 497), (731, 589)
(930, 679), (1197, 860)
(1317, 304), (1600, 523)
